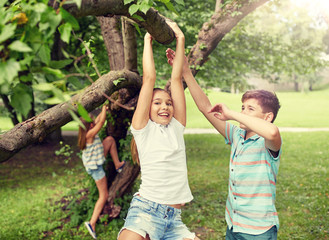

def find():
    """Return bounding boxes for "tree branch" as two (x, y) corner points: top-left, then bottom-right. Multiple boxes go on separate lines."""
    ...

(0, 70), (142, 163)
(188, 0), (269, 76)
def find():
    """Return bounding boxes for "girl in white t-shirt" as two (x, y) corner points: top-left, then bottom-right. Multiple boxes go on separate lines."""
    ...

(118, 21), (199, 240)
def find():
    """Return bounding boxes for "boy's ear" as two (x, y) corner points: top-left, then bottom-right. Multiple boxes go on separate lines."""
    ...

(264, 112), (274, 122)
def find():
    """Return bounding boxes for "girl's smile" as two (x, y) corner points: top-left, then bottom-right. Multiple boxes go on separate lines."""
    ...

(150, 90), (174, 125)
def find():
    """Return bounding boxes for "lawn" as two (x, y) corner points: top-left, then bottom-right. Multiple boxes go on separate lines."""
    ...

(1, 88), (329, 239)
(1, 132), (328, 239)
(185, 88), (329, 128)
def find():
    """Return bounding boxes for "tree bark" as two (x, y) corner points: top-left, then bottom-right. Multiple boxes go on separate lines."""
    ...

(0, 70), (141, 162)
(188, 0), (269, 76)
(97, 15), (125, 70)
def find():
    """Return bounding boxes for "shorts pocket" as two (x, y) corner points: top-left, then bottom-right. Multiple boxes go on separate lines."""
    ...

(130, 196), (152, 212)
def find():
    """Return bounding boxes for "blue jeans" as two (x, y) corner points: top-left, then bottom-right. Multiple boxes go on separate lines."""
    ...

(118, 195), (195, 239)
(86, 165), (105, 181)
(226, 226), (277, 240)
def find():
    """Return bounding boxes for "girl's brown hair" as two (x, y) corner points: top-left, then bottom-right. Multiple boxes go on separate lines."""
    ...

(130, 136), (140, 165)
(130, 88), (167, 165)
(78, 118), (92, 150)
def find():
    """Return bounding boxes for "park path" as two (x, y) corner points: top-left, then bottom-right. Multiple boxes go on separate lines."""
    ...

(63, 127), (329, 136)
(184, 127), (329, 134)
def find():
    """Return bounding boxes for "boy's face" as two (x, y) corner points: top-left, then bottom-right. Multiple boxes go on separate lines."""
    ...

(240, 98), (269, 130)
(150, 90), (174, 126)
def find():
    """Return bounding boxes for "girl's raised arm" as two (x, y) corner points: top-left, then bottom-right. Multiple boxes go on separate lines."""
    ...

(86, 105), (108, 139)
(167, 21), (186, 126)
(131, 33), (156, 130)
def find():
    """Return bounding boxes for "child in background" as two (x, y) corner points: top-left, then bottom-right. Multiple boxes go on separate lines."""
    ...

(167, 49), (282, 240)
(78, 105), (125, 239)
(117, 21), (199, 240)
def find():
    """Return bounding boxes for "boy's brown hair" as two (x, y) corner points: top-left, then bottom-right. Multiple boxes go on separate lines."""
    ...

(242, 90), (281, 123)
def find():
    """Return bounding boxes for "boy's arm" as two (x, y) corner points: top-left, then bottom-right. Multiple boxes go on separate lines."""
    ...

(210, 104), (282, 151)
(166, 21), (186, 126)
(131, 33), (156, 130)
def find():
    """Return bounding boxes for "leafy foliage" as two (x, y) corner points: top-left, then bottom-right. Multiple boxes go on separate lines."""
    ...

(0, 0), (79, 119)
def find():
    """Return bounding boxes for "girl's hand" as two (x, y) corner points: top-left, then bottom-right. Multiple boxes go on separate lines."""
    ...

(144, 32), (153, 42)
(166, 19), (184, 39)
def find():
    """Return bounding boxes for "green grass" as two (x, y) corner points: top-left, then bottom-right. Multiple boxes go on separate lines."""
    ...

(185, 88), (329, 128)
(2, 88), (329, 131)
(1, 132), (328, 239)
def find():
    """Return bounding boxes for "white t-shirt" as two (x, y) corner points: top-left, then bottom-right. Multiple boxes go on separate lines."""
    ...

(130, 118), (193, 205)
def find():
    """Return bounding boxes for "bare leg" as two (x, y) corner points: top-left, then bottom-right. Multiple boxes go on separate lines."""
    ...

(89, 176), (109, 232)
(102, 136), (125, 170)
(118, 229), (147, 240)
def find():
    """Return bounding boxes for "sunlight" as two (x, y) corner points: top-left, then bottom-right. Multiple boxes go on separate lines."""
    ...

(290, 0), (329, 16)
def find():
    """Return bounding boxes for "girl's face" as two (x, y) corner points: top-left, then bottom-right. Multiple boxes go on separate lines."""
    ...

(150, 90), (174, 125)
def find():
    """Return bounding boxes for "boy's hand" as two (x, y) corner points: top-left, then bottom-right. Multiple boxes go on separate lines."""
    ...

(166, 48), (189, 71)
(208, 103), (231, 121)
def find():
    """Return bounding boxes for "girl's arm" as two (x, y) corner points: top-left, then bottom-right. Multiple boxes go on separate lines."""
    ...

(86, 105), (108, 139)
(131, 33), (156, 130)
(166, 21), (186, 126)
(166, 49), (226, 136)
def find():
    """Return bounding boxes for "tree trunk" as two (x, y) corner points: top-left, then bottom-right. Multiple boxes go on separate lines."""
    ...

(96, 14), (140, 217)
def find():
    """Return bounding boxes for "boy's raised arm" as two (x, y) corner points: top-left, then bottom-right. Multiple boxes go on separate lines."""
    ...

(166, 49), (226, 136)
(132, 33), (156, 130)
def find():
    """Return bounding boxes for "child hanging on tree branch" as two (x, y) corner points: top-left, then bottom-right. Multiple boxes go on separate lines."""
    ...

(118, 20), (199, 240)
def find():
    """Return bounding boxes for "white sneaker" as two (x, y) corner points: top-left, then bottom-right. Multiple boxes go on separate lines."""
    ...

(84, 221), (97, 239)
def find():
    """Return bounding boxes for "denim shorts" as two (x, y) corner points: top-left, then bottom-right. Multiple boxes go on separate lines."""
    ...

(226, 225), (277, 240)
(118, 195), (195, 240)
(86, 165), (105, 181)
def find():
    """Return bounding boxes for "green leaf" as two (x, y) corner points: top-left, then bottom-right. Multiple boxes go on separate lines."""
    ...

(67, 108), (86, 130)
(33, 82), (55, 91)
(42, 67), (65, 78)
(49, 59), (73, 69)
(0, 59), (20, 85)
(129, 4), (139, 16)
(77, 103), (93, 122)
(139, 2), (151, 14)
(60, 8), (80, 30)
(11, 84), (33, 117)
(163, 1), (179, 15)
(133, 23), (142, 36)
(43, 97), (63, 105)
(113, 78), (125, 86)
(131, 14), (144, 22)
(0, 23), (16, 43)
(58, 23), (72, 44)
(124, 0), (135, 5)
(38, 44), (51, 65)
(9, 41), (33, 52)
(174, 0), (185, 6)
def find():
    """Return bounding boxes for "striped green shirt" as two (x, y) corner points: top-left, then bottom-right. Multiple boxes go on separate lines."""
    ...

(224, 122), (281, 235)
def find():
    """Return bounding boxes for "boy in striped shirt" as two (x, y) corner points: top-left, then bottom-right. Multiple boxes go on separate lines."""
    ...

(166, 49), (282, 239)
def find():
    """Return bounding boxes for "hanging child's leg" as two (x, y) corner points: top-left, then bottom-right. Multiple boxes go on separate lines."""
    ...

(102, 136), (125, 171)
(89, 176), (109, 233)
